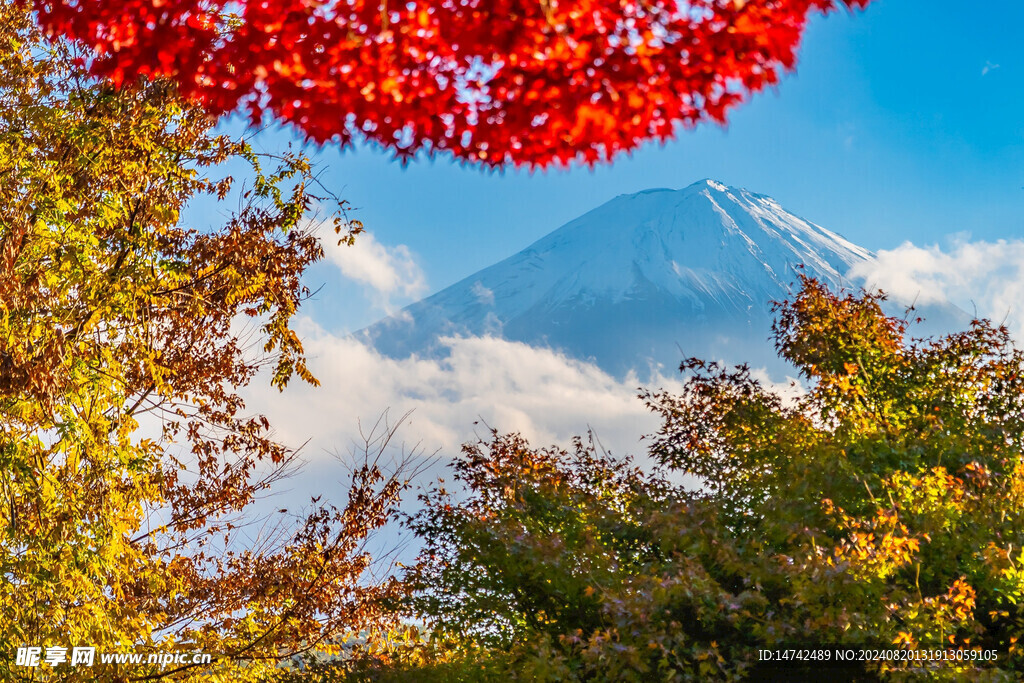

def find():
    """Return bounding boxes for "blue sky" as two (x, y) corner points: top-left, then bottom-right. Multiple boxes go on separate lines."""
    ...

(223, 0), (1024, 493)
(206, 0), (1024, 334)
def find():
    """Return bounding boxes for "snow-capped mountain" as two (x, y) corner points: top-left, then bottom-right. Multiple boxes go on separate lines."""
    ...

(358, 179), (963, 378)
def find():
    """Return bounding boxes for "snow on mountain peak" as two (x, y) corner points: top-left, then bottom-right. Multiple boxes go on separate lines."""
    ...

(517, 179), (872, 308)
(357, 181), (894, 377)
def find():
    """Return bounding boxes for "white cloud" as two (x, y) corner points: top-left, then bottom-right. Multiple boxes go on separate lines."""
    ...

(849, 238), (1024, 339)
(237, 325), (681, 532)
(242, 316), (806, 476)
(244, 320), (679, 462)
(322, 230), (427, 310)
(471, 280), (494, 306)
(237, 323), (803, 545)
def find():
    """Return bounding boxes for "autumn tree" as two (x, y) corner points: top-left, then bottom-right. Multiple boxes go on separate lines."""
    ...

(31, 0), (872, 167)
(0, 6), (407, 680)
(344, 277), (1024, 681)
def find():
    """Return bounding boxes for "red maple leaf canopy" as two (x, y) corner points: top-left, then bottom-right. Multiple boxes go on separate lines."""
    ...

(33, 0), (871, 167)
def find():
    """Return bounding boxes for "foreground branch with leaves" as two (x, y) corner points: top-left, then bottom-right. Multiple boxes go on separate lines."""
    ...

(0, 7), (406, 681)
(332, 277), (1024, 682)
(31, 0), (873, 168)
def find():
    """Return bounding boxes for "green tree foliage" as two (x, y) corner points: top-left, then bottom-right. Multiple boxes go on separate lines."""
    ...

(349, 276), (1024, 682)
(0, 6), (403, 681)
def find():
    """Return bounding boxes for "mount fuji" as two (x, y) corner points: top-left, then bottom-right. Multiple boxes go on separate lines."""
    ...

(358, 179), (966, 379)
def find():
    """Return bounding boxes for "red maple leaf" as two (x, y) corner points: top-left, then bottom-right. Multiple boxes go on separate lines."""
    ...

(32, 0), (872, 168)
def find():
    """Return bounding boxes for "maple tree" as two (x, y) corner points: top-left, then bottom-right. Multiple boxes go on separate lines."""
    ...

(330, 278), (1024, 681)
(0, 5), (408, 680)
(31, 0), (872, 167)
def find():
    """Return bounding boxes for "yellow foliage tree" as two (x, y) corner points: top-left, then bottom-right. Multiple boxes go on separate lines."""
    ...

(348, 278), (1024, 681)
(1, 6), (401, 681)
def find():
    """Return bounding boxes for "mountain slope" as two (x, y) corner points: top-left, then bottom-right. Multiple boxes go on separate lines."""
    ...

(358, 180), (962, 378)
